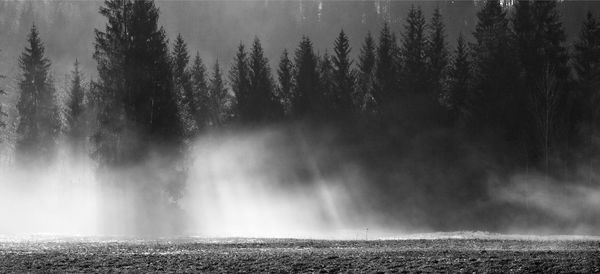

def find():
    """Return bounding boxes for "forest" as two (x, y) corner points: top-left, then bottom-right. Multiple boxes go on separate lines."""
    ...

(1, 0), (600, 235)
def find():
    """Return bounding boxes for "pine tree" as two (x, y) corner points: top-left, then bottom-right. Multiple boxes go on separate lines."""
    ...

(426, 7), (449, 101)
(400, 6), (428, 95)
(319, 51), (335, 117)
(446, 34), (471, 123)
(332, 29), (355, 118)
(573, 12), (600, 181)
(93, 0), (182, 167)
(229, 43), (250, 121)
(513, 0), (569, 165)
(190, 53), (209, 130)
(66, 59), (86, 151)
(16, 25), (60, 163)
(573, 12), (600, 125)
(171, 34), (196, 138)
(470, 0), (519, 132)
(357, 32), (376, 113)
(208, 60), (229, 127)
(277, 49), (294, 115)
(293, 36), (320, 117)
(374, 22), (399, 107)
(248, 37), (283, 122)
(0, 56), (6, 129)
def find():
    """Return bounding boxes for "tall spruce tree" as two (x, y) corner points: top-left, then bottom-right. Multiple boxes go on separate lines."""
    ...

(446, 34), (471, 124)
(277, 49), (294, 115)
(374, 22), (399, 107)
(573, 12), (600, 126)
(293, 36), (320, 117)
(229, 43), (250, 121)
(190, 52), (209, 130)
(426, 7), (449, 102)
(66, 59), (86, 151)
(332, 29), (355, 118)
(248, 37), (283, 122)
(573, 12), (600, 181)
(470, 0), (519, 134)
(319, 51), (336, 117)
(208, 60), (229, 126)
(16, 25), (59, 163)
(93, 0), (182, 167)
(399, 6), (428, 95)
(357, 32), (377, 113)
(514, 0), (568, 81)
(0, 57), (6, 129)
(513, 0), (569, 165)
(171, 34), (196, 138)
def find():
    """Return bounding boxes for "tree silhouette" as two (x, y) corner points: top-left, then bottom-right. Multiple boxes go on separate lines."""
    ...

(319, 51), (335, 117)
(470, 0), (519, 134)
(248, 37), (283, 122)
(190, 52), (210, 131)
(356, 31), (376, 113)
(93, 0), (182, 167)
(0, 50), (6, 130)
(400, 6), (427, 95)
(171, 34), (196, 138)
(16, 25), (60, 164)
(374, 23), (399, 107)
(229, 43), (250, 121)
(277, 49), (294, 115)
(208, 60), (230, 127)
(66, 59), (86, 152)
(426, 7), (448, 103)
(573, 12), (600, 126)
(446, 34), (471, 124)
(332, 29), (355, 118)
(293, 36), (320, 117)
(573, 12), (600, 183)
(513, 0), (569, 165)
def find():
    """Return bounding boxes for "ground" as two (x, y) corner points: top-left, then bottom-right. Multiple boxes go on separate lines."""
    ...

(0, 235), (599, 273)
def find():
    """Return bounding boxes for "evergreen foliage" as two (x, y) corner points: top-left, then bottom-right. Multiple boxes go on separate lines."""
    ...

(16, 25), (60, 163)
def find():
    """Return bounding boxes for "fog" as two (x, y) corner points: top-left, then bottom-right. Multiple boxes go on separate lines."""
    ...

(0, 125), (599, 239)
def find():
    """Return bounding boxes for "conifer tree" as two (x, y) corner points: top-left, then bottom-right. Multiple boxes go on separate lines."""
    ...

(332, 29), (355, 118)
(514, 0), (568, 80)
(16, 25), (60, 163)
(208, 60), (229, 126)
(572, 12), (600, 177)
(171, 34), (196, 137)
(293, 36), (320, 117)
(0, 56), (6, 129)
(319, 51), (335, 117)
(357, 32), (377, 113)
(190, 53), (209, 130)
(426, 7), (449, 101)
(573, 12), (600, 125)
(93, 0), (181, 167)
(248, 37), (283, 122)
(400, 6), (428, 95)
(374, 22), (399, 106)
(470, 0), (519, 132)
(446, 34), (471, 123)
(277, 49), (294, 115)
(229, 43), (250, 121)
(66, 59), (86, 151)
(513, 0), (569, 164)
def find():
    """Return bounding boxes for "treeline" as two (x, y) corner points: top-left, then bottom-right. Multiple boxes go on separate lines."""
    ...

(3, 0), (600, 178)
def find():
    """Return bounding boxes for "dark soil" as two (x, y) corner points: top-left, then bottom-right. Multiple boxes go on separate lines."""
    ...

(0, 237), (599, 273)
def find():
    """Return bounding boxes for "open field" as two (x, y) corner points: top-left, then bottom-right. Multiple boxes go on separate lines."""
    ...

(0, 234), (599, 273)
